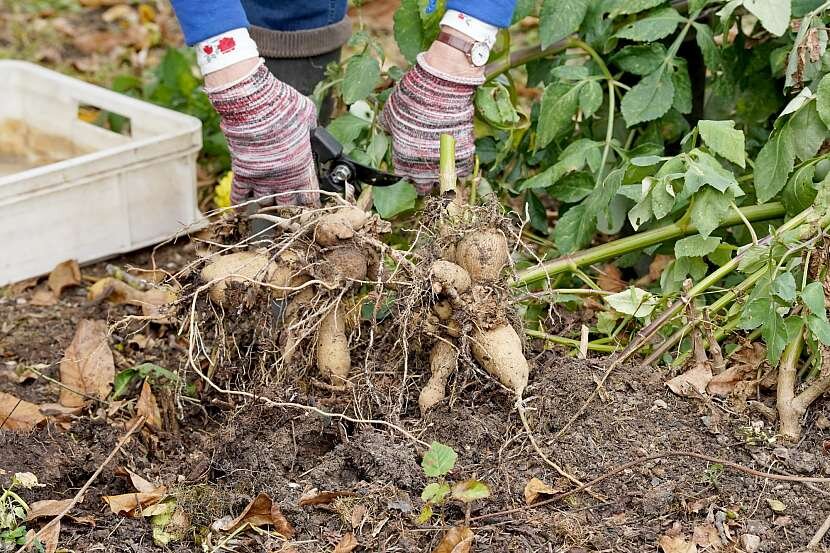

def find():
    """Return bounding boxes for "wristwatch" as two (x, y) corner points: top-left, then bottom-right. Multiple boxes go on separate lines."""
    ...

(436, 30), (491, 67)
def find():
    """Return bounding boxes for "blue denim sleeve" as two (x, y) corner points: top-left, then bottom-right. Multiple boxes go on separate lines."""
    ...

(446, 0), (517, 28)
(169, 0), (250, 45)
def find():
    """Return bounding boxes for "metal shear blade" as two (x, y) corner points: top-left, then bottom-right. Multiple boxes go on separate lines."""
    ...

(311, 127), (401, 196)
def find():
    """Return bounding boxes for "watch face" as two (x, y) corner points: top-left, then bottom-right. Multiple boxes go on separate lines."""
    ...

(470, 42), (490, 67)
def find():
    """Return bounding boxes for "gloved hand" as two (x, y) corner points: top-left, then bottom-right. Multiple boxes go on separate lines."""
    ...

(380, 52), (484, 194)
(206, 60), (319, 207)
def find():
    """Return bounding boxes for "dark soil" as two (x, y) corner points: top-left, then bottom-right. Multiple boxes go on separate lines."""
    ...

(1, 245), (829, 553)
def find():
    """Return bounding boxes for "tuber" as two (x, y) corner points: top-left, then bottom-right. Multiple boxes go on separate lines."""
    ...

(313, 206), (369, 247)
(429, 260), (472, 295)
(201, 251), (301, 305)
(317, 304), (350, 386)
(455, 230), (509, 283)
(471, 324), (528, 397)
(419, 340), (458, 414)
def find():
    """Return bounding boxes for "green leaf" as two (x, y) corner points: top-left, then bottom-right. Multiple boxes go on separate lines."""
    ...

(698, 120), (746, 168)
(816, 74), (830, 128)
(416, 503), (433, 524)
(790, 102), (828, 161)
(606, 287), (658, 317)
(755, 124), (795, 203)
(526, 190), (550, 234)
(615, 7), (684, 42)
(551, 172), (594, 202)
(652, 177), (676, 219)
(782, 164), (818, 216)
(476, 83), (520, 128)
(554, 204), (596, 253)
(393, 0), (423, 64)
(808, 315), (830, 345)
(693, 22), (720, 67)
(373, 180), (417, 219)
(451, 480), (491, 503)
(743, 0), (791, 36)
(580, 80), (604, 118)
(421, 441), (457, 477)
(537, 82), (582, 147)
(610, 44), (667, 75)
(671, 61), (692, 114)
(621, 69), (675, 127)
(327, 114), (370, 152)
(421, 482), (451, 503)
(342, 54), (381, 105)
(772, 272), (797, 303)
(685, 150), (740, 194)
(691, 186), (733, 238)
(113, 368), (138, 399)
(539, 0), (590, 48)
(616, 0), (667, 15)
(802, 281), (827, 320)
(675, 235), (721, 258)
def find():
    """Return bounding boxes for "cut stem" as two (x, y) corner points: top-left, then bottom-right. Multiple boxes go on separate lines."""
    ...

(439, 134), (457, 195)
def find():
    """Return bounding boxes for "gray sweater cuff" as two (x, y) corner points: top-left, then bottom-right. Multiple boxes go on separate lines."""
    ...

(250, 17), (352, 59)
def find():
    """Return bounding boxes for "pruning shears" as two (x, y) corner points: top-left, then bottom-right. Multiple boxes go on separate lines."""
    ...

(310, 127), (401, 197)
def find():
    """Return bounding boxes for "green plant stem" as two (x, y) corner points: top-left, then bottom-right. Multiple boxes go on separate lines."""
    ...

(439, 134), (456, 195)
(485, 42), (569, 81)
(526, 329), (617, 352)
(514, 202), (786, 286)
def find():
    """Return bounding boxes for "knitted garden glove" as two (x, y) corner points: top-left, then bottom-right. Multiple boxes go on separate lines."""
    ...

(206, 60), (319, 207)
(380, 53), (484, 194)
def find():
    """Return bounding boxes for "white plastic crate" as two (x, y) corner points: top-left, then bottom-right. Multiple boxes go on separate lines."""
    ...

(0, 60), (204, 286)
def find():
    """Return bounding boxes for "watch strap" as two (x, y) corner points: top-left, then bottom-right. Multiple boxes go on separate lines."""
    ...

(436, 30), (474, 56)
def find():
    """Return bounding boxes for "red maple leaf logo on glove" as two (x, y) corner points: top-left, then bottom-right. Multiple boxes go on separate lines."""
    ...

(203, 45), (213, 55)
(218, 37), (236, 53)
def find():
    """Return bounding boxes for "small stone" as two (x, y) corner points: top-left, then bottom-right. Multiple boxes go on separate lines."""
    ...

(653, 399), (668, 409)
(817, 415), (830, 430)
(741, 534), (761, 553)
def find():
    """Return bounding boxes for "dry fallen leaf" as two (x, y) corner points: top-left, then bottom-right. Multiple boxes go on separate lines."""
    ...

(38, 403), (84, 419)
(59, 319), (115, 407)
(707, 343), (766, 397)
(40, 519), (61, 553)
(658, 534), (697, 553)
(666, 363), (712, 398)
(48, 259), (81, 298)
(692, 523), (722, 548)
(8, 277), (39, 296)
(298, 489), (357, 507)
(432, 526), (474, 553)
(636, 254), (674, 286)
(136, 379), (162, 430)
(211, 493), (294, 538)
(29, 286), (58, 306)
(0, 391), (46, 431)
(102, 487), (167, 516)
(598, 263), (626, 292)
(523, 477), (560, 505)
(333, 532), (358, 553)
(87, 278), (175, 323)
(26, 499), (73, 521)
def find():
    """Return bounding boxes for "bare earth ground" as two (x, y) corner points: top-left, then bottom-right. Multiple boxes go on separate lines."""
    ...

(1, 244), (829, 552)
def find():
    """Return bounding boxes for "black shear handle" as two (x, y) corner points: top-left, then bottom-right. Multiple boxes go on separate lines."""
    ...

(311, 127), (402, 195)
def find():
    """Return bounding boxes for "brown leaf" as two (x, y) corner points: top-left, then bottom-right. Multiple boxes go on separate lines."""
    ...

(298, 489), (357, 507)
(8, 277), (39, 296)
(48, 260), (81, 298)
(87, 278), (175, 323)
(658, 535), (697, 553)
(59, 320), (115, 407)
(136, 380), (161, 430)
(102, 488), (166, 516)
(124, 468), (159, 494)
(666, 363), (712, 398)
(38, 403), (84, 419)
(29, 286), (58, 306)
(598, 264), (626, 292)
(707, 343), (766, 397)
(73, 31), (125, 54)
(211, 493), (294, 538)
(40, 519), (61, 553)
(636, 254), (673, 286)
(0, 392), (46, 431)
(692, 523), (722, 548)
(432, 526), (474, 553)
(523, 477), (560, 505)
(26, 499), (72, 521)
(333, 532), (358, 553)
